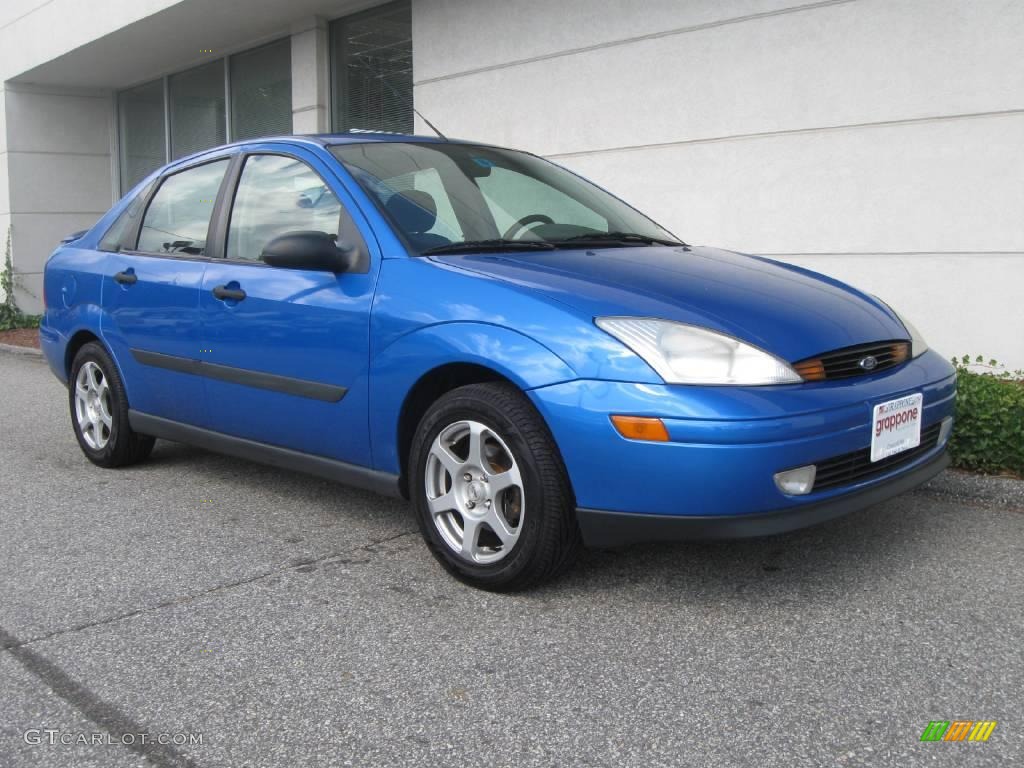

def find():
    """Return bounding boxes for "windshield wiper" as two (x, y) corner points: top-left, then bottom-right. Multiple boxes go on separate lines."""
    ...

(551, 231), (685, 248)
(421, 239), (556, 255)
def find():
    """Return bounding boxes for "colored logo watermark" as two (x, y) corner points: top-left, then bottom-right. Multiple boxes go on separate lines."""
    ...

(920, 720), (997, 742)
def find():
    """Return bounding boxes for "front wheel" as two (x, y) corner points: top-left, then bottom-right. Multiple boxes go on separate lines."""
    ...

(409, 383), (581, 591)
(69, 342), (154, 468)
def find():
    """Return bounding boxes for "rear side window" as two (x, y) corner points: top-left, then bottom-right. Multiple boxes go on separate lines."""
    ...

(98, 181), (155, 252)
(136, 159), (229, 255)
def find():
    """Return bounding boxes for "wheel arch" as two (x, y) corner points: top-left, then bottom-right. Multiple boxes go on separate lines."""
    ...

(396, 362), (515, 497)
(370, 321), (579, 494)
(65, 329), (103, 377)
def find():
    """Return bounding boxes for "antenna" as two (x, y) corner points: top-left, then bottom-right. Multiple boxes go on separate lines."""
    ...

(356, 58), (448, 140)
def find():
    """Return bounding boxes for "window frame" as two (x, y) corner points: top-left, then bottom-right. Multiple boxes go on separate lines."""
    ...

(216, 150), (370, 273)
(125, 154), (238, 262)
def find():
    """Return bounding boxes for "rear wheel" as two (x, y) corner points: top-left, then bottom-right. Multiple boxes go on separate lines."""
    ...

(410, 383), (580, 591)
(69, 342), (154, 467)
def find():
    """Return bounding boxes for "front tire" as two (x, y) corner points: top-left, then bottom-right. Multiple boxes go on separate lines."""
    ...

(69, 342), (155, 468)
(409, 383), (581, 591)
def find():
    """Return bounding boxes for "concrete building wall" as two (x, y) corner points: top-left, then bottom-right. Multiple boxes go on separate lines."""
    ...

(2, 85), (114, 309)
(414, 0), (1024, 367)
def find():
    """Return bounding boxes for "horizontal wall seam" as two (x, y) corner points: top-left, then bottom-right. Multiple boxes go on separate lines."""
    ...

(2, 86), (111, 100)
(415, 0), (857, 86)
(0, 0), (58, 32)
(9, 211), (106, 216)
(546, 109), (1024, 159)
(6, 150), (110, 158)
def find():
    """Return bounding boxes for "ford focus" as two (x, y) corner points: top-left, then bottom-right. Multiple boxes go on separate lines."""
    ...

(40, 134), (955, 590)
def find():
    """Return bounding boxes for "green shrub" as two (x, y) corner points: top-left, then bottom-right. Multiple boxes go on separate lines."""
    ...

(0, 229), (42, 331)
(948, 355), (1024, 476)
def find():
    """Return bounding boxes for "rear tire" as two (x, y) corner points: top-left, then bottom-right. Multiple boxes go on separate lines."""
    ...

(69, 342), (155, 468)
(409, 382), (581, 591)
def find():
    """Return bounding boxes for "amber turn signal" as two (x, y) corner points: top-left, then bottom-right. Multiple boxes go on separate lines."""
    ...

(610, 415), (670, 442)
(793, 358), (826, 381)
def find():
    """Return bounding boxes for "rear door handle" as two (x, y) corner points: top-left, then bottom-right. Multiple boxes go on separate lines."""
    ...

(212, 285), (246, 302)
(113, 270), (137, 285)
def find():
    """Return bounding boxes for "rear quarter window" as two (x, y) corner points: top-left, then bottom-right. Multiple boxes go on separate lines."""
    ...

(98, 181), (155, 252)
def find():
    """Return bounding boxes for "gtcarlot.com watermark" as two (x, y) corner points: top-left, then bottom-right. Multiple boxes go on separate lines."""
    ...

(24, 729), (203, 747)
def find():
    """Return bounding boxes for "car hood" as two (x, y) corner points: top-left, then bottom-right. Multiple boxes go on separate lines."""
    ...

(433, 245), (908, 363)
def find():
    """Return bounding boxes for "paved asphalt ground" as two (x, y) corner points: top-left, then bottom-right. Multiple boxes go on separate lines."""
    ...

(1, 351), (1022, 767)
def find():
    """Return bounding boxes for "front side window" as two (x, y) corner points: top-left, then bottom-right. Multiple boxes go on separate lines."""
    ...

(331, 142), (679, 254)
(226, 154), (342, 261)
(136, 159), (229, 256)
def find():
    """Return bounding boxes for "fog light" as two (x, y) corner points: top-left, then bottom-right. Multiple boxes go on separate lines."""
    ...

(774, 465), (817, 495)
(938, 416), (953, 445)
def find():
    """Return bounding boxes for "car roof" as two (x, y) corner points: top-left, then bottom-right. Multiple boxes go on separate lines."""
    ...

(162, 132), (484, 173)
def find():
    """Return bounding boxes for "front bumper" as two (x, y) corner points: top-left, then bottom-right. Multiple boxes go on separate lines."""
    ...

(576, 451), (948, 547)
(527, 349), (956, 545)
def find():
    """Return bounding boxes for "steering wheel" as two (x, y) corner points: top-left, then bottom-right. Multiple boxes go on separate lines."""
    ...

(502, 214), (554, 241)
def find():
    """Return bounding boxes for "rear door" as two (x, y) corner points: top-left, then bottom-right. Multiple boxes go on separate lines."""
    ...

(102, 156), (232, 426)
(198, 147), (378, 466)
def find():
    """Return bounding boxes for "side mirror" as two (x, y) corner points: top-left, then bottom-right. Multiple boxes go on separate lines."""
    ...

(261, 231), (354, 273)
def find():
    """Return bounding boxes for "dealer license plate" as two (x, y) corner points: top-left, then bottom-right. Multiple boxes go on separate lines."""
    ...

(870, 393), (923, 462)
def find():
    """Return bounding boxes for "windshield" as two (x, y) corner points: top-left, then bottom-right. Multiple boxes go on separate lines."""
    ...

(329, 141), (681, 255)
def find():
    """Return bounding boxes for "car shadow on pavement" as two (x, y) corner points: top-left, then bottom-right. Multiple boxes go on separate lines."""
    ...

(135, 439), (959, 603)
(550, 494), (958, 604)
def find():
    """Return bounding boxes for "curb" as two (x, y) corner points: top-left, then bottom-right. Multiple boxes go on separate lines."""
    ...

(0, 342), (43, 358)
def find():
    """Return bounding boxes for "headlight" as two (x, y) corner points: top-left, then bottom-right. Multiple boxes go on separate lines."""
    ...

(873, 298), (929, 358)
(595, 317), (802, 385)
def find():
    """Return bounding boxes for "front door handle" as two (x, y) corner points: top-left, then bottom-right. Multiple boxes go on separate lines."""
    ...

(212, 284), (246, 302)
(113, 270), (137, 285)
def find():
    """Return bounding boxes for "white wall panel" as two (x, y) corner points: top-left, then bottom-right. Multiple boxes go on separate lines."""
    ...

(7, 152), (112, 216)
(555, 113), (1024, 255)
(416, 0), (1023, 156)
(4, 89), (112, 155)
(413, 0), (810, 82)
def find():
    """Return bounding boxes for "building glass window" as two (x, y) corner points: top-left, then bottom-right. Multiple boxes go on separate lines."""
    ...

(116, 38), (292, 194)
(117, 80), (166, 193)
(331, 1), (413, 134)
(230, 39), (293, 142)
(169, 61), (227, 160)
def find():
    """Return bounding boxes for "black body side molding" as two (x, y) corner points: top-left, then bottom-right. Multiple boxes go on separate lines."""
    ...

(131, 349), (347, 402)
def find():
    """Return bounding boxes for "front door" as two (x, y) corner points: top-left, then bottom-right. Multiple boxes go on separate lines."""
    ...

(103, 157), (231, 427)
(198, 149), (377, 467)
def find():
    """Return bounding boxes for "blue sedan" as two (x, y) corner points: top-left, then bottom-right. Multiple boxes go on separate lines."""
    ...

(40, 134), (955, 590)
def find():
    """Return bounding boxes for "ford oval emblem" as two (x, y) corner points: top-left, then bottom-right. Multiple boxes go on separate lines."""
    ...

(859, 355), (878, 371)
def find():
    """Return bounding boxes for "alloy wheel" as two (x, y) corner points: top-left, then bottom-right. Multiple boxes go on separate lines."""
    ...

(74, 361), (113, 450)
(424, 419), (525, 564)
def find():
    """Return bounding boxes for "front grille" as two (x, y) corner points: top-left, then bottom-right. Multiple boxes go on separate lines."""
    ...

(794, 340), (910, 381)
(813, 421), (943, 492)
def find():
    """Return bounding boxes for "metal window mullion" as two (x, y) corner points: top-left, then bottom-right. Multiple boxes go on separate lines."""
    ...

(162, 74), (171, 161)
(111, 91), (122, 199)
(224, 57), (232, 142)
